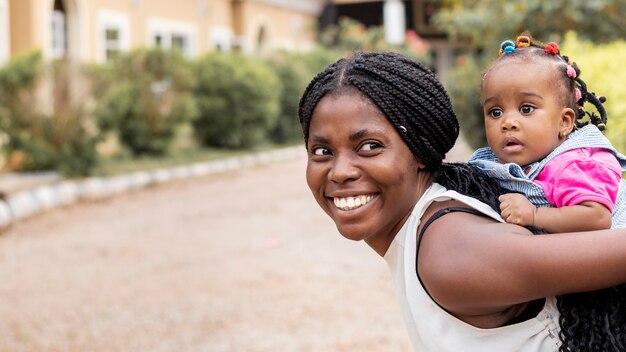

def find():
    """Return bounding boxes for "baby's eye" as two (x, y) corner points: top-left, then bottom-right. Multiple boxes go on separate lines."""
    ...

(520, 105), (535, 114)
(311, 147), (331, 156)
(488, 108), (503, 118)
(360, 142), (382, 152)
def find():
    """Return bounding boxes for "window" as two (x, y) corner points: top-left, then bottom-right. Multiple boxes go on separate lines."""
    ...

(0, 0), (9, 65)
(51, 10), (67, 59)
(171, 34), (187, 53)
(96, 11), (129, 63)
(147, 19), (196, 57)
(105, 28), (121, 61)
(210, 27), (233, 52)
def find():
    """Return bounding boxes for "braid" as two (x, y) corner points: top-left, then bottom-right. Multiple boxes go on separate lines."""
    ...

(299, 51), (458, 172)
(495, 33), (625, 351)
(434, 163), (505, 211)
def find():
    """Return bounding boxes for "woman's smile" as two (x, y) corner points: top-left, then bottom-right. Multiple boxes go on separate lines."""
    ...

(331, 193), (377, 211)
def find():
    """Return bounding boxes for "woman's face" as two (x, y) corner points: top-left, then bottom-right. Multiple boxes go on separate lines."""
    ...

(305, 90), (425, 254)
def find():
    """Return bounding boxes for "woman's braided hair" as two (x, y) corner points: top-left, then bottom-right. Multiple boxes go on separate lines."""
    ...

(494, 34), (625, 352)
(298, 51), (506, 213)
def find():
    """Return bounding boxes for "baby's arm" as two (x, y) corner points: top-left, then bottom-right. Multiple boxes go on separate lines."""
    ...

(499, 193), (611, 232)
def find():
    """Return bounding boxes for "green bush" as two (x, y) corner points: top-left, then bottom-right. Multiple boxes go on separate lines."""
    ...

(92, 48), (197, 156)
(444, 55), (489, 149)
(193, 52), (280, 149)
(319, 17), (432, 65)
(266, 48), (339, 143)
(561, 33), (626, 153)
(0, 52), (101, 176)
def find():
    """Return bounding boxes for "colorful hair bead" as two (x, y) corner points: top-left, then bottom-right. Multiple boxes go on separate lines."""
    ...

(566, 65), (577, 78)
(516, 35), (531, 48)
(575, 88), (582, 102)
(545, 42), (559, 55)
(499, 40), (516, 56)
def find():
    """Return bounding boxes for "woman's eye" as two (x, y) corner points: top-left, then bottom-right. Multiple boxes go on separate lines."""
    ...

(311, 147), (331, 156)
(488, 108), (503, 118)
(360, 142), (382, 151)
(520, 105), (534, 114)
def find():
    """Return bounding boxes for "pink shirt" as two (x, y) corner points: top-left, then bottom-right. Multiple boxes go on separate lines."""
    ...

(535, 147), (622, 211)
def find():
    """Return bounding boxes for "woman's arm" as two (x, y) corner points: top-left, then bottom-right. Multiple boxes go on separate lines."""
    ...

(418, 200), (626, 320)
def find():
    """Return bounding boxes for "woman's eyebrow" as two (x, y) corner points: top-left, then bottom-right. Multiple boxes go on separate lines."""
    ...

(311, 135), (330, 144)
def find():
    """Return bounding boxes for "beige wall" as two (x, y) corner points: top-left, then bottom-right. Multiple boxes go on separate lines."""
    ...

(239, 0), (318, 54)
(4, 0), (322, 64)
(8, 0), (37, 57)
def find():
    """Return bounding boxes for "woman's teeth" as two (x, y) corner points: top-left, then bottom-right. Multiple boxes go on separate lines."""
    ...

(333, 195), (373, 210)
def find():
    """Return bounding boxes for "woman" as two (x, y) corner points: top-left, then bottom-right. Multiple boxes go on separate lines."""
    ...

(298, 51), (626, 351)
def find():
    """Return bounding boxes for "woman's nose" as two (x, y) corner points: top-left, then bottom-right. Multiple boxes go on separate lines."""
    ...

(329, 154), (359, 184)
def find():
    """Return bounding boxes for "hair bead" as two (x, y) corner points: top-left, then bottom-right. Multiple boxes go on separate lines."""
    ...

(516, 35), (531, 48)
(499, 40), (516, 56)
(566, 65), (577, 78)
(545, 42), (559, 55)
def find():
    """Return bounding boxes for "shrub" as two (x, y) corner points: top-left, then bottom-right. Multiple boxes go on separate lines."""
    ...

(266, 48), (339, 143)
(561, 33), (626, 153)
(92, 48), (197, 156)
(0, 52), (101, 176)
(444, 55), (489, 149)
(193, 52), (280, 149)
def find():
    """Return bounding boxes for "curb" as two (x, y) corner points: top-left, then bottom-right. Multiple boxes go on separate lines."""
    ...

(0, 146), (304, 229)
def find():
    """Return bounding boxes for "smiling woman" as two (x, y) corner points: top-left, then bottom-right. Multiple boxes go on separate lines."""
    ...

(297, 51), (626, 352)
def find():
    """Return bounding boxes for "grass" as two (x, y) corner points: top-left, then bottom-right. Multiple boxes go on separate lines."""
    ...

(90, 142), (300, 177)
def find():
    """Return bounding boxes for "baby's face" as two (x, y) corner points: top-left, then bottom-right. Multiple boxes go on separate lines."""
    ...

(482, 59), (574, 166)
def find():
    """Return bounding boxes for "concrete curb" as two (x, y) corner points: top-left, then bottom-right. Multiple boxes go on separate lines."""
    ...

(0, 146), (304, 229)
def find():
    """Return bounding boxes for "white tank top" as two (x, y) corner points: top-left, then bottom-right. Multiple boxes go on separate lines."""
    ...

(384, 183), (562, 351)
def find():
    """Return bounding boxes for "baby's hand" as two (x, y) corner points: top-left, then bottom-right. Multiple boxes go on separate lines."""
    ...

(499, 193), (536, 226)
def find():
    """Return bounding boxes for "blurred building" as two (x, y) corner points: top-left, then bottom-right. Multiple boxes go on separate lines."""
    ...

(0, 0), (324, 65)
(320, 0), (458, 77)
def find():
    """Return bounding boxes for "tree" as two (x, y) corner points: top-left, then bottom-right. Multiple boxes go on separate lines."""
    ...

(434, 0), (626, 50)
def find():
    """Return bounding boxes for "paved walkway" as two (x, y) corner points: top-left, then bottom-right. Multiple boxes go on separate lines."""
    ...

(0, 138), (473, 351)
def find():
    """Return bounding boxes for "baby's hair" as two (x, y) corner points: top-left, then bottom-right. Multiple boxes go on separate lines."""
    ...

(298, 51), (505, 210)
(489, 33), (608, 131)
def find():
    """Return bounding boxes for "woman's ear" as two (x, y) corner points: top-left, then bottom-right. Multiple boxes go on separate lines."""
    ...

(560, 107), (576, 137)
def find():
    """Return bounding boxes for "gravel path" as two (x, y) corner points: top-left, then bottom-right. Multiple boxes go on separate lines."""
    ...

(0, 139), (471, 352)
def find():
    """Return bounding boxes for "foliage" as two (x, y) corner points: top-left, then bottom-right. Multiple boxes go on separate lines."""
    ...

(0, 52), (101, 176)
(266, 48), (339, 143)
(319, 17), (432, 64)
(433, 0), (626, 51)
(561, 33), (626, 153)
(91, 48), (197, 156)
(193, 52), (280, 149)
(444, 55), (489, 148)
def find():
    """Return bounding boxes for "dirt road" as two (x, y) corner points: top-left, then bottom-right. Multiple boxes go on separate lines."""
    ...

(0, 140), (471, 352)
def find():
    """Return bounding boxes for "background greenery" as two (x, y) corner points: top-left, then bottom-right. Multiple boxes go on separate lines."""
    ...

(1, 5), (624, 177)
